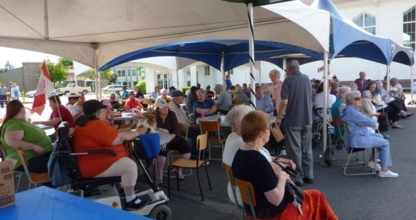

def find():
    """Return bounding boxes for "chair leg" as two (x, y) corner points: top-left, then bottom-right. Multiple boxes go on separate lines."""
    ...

(204, 162), (212, 190)
(15, 172), (21, 191)
(196, 168), (204, 201)
(167, 166), (172, 197)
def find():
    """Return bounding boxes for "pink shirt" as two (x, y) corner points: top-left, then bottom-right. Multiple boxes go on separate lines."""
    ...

(270, 81), (283, 113)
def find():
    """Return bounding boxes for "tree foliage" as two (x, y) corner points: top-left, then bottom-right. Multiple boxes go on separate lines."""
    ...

(58, 57), (73, 69)
(137, 80), (146, 94)
(85, 68), (112, 81)
(39, 60), (69, 87)
(109, 73), (118, 84)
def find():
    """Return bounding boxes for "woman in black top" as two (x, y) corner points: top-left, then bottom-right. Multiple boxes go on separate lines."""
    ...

(154, 98), (191, 185)
(232, 111), (337, 219)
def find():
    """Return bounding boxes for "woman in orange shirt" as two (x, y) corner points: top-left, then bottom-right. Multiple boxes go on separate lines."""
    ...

(72, 100), (147, 210)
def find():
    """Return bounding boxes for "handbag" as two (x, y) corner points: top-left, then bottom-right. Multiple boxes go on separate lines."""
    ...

(47, 142), (73, 188)
(273, 159), (304, 215)
(270, 126), (285, 142)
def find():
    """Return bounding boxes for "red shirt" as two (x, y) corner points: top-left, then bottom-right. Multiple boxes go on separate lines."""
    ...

(50, 105), (75, 129)
(124, 98), (143, 111)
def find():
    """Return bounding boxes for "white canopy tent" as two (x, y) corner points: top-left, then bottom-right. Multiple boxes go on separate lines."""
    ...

(0, 0), (330, 68)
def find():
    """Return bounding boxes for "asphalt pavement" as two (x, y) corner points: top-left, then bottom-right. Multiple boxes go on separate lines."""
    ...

(13, 93), (416, 219)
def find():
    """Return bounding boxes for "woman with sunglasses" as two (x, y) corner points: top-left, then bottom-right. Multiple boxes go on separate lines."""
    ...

(340, 91), (398, 178)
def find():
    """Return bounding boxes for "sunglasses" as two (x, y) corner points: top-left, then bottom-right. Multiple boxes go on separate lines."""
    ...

(354, 97), (361, 101)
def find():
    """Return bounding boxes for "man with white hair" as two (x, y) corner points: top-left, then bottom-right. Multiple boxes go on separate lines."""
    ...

(276, 60), (313, 187)
(390, 77), (403, 98)
(194, 89), (217, 117)
(269, 69), (283, 116)
(215, 84), (232, 114)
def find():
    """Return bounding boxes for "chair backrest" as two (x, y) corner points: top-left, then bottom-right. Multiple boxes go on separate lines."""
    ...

(224, 164), (236, 186)
(142, 98), (153, 105)
(234, 99), (244, 105)
(16, 148), (32, 180)
(332, 116), (341, 127)
(56, 122), (83, 181)
(196, 132), (208, 151)
(343, 121), (349, 135)
(199, 120), (220, 133)
(178, 123), (188, 137)
(235, 178), (257, 218)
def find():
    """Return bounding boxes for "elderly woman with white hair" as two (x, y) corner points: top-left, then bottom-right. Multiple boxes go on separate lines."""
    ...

(157, 88), (172, 104)
(269, 69), (283, 116)
(232, 85), (250, 105)
(361, 90), (390, 139)
(223, 105), (295, 206)
(340, 91), (398, 178)
(331, 86), (351, 138)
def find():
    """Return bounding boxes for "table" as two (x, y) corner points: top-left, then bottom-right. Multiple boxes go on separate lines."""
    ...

(0, 186), (151, 220)
(196, 115), (277, 127)
(36, 124), (54, 130)
(112, 112), (143, 121)
(159, 132), (173, 145)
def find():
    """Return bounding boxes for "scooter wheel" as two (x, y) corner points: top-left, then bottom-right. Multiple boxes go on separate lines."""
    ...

(149, 204), (172, 220)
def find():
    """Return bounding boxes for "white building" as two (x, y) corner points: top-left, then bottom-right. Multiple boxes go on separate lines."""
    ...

(113, 0), (415, 93)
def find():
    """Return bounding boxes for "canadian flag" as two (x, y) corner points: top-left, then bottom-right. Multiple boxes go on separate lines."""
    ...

(32, 61), (54, 115)
(317, 66), (324, 73)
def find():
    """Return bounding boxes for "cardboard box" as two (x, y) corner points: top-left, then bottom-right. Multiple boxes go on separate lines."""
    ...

(0, 160), (15, 209)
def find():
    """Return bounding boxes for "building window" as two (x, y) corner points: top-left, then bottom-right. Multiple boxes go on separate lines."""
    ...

(117, 70), (121, 77)
(131, 68), (137, 76)
(186, 70), (191, 86)
(127, 69), (131, 77)
(229, 69), (234, 75)
(403, 6), (415, 49)
(353, 12), (376, 35)
(204, 66), (210, 76)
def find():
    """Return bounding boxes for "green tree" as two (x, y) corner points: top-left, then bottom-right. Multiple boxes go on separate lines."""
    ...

(109, 73), (118, 84)
(39, 61), (69, 87)
(4, 60), (14, 71)
(58, 57), (73, 69)
(85, 68), (112, 81)
(101, 68), (112, 80)
(136, 80), (146, 94)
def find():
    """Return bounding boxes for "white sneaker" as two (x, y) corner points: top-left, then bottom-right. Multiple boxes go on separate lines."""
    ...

(368, 161), (381, 171)
(379, 170), (399, 178)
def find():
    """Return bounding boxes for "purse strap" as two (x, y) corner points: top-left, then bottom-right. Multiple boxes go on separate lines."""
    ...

(272, 158), (297, 177)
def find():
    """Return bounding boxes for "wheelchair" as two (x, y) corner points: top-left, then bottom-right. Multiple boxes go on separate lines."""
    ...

(312, 107), (335, 149)
(54, 122), (171, 219)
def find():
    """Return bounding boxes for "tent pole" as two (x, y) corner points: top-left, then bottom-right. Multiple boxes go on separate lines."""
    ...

(386, 65), (390, 92)
(247, 3), (256, 108)
(221, 52), (225, 89)
(91, 43), (99, 100)
(43, 0), (49, 39)
(321, 52), (329, 166)
(411, 66), (414, 104)
(176, 56), (179, 90)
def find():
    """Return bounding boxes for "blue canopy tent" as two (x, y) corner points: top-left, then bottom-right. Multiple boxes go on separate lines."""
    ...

(99, 39), (322, 72)
(99, 39), (322, 109)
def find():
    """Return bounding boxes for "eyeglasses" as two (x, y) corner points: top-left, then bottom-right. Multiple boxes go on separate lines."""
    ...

(354, 97), (361, 101)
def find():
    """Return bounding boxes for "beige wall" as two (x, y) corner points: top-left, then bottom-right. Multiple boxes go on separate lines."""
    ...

(0, 62), (40, 92)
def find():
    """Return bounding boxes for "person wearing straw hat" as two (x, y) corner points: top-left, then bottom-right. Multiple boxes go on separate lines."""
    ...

(33, 95), (75, 140)
(66, 93), (82, 117)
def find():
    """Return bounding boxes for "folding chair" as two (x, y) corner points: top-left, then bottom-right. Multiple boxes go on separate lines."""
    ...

(199, 120), (226, 162)
(167, 132), (211, 201)
(142, 98), (154, 112)
(235, 178), (257, 220)
(342, 122), (377, 176)
(332, 116), (347, 166)
(17, 148), (51, 189)
(224, 165), (244, 219)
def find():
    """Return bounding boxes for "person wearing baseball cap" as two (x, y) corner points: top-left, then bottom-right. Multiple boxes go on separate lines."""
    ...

(168, 86), (176, 96)
(154, 96), (191, 184)
(169, 90), (201, 153)
(71, 99), (149, 210)
(66, 93), (82, 117)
